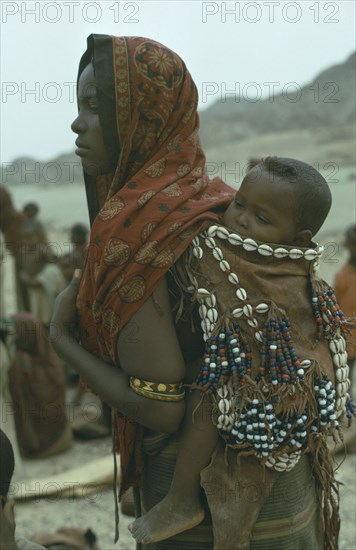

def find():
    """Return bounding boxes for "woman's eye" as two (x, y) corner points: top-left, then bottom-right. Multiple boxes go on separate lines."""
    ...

(235, 200), (243, 208)
(89, 105), (99, 114)
(257, 215), (269, 224)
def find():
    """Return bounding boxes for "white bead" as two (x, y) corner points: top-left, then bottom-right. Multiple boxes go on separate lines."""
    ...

(258, 244), (274, 256)
(304, 249), (318, 261)
(228, 272), (239, 285)
(289, 248), (304, 259)
(207, 225), (218, 237)
(236, 288), (247, 301)
(213, 248), (223, 261)
(274, 247), (289, 258)
(256, 303), (269, 314)
(219, 260), (230, 272)
(242, 238), (258, 251)
(227, 233), (243, 245)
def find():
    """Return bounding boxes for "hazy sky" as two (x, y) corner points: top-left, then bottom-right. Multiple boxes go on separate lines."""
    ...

(1, 0), (355, 163)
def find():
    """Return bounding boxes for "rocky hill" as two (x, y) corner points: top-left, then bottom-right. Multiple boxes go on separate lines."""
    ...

(199, 52), (355, 150)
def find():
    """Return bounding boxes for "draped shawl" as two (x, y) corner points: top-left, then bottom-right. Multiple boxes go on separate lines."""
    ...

(76, 35), (234, 494)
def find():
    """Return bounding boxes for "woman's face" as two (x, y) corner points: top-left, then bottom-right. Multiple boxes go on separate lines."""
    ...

(71, 63), (113, 176)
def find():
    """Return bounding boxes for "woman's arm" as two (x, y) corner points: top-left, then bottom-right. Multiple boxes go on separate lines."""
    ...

(50, 272), (185, 433)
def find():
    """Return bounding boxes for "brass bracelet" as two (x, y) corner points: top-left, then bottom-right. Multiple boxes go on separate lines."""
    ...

(129, 377), (185, 402)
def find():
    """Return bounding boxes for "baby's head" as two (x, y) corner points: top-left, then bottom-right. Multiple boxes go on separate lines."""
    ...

(223, 156), (331, 247)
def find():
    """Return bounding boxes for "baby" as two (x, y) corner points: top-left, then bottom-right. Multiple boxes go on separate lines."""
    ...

(130, 157), (342, 545)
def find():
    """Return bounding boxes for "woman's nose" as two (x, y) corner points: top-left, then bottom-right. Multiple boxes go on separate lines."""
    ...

(71, 114), (85, 134)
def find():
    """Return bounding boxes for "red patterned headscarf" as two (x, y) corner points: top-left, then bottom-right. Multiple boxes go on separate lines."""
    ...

(76, 35), (234, 493)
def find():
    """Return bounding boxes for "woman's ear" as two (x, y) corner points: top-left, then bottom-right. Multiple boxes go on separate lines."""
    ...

(293, 229), (313, 248)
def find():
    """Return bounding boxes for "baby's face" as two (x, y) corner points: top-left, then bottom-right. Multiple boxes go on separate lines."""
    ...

(222, 167), (298, 245)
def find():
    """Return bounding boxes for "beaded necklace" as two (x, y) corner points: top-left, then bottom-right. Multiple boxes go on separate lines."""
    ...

(189, 224), (352, 471)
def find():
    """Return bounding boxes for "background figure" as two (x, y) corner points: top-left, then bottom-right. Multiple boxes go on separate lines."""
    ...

(334, 224), (356, 394)
(4, 312), (72, 458)
(22, 203), (47, 246)
(59, 223), (88, 284)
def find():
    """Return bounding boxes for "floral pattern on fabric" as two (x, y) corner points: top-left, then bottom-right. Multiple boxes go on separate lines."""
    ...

(76, 35), (234, 494)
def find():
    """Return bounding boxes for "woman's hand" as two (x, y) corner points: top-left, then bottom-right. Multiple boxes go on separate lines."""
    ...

(50, 269), (81, 349)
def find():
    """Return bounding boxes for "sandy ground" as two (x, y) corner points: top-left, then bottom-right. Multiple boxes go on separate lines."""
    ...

(2, 181), (356, 550)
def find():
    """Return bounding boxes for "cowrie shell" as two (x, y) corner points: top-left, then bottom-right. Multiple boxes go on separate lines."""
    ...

(205, 237), (216, 249)
(304, 249), (318, 260)
(267, 456), (276, 464)
(247, 318), (258, 328)
(335, 368), (343, 382)
(207, 308), (218, 323)
(207, 225), (218, 237)
(232, 308), (244, 318)
(256, 303), (269, 313)
(218, 398), (230, 414)
(333, 354), (342, 368)
(243, 238), (258, 251)
(329, 340), (339, 354)
(289, 248), (304, 259)
(236, 288), (247, 301)
(228, 273), (239, 285)
(274, 462), (287, 471)
(255, 330), (263, 342)
(243, 304), (253, 317)
(192, 237), (200, 246)
(201, 319), (211, 333)
(277, 454), (289, 463)
(206, 294), (216, 307)
(339, 337), (346, 352)
(213, 248), (223, 261)
(219, 260), (230, 272)
(228, 233), (243, 245)
(217, 385), (228, 398)
(300, 359), (312, 368)
(217, 227), (229, 239)
(274, 247), (289, 258)
(197, 288), (210, 297)
(198, 304), (207, 318)
(340, 351), (348, 366)
(193, 246), (203, 259)
(258, 244), (273, 256)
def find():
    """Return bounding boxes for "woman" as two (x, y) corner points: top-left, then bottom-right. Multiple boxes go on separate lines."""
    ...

(51, 35), (328, 549)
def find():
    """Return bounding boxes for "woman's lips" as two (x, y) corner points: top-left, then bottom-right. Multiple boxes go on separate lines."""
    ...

(75, 146), (90, 156)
